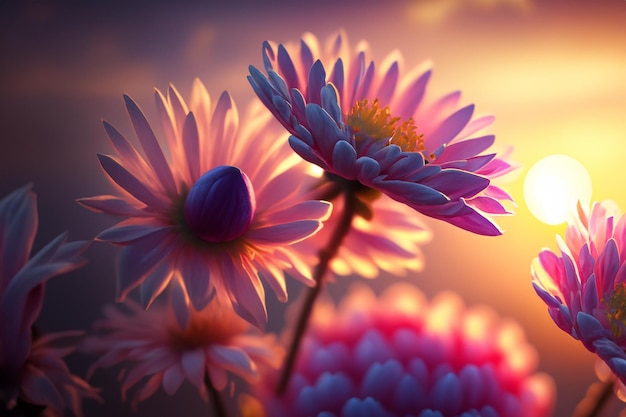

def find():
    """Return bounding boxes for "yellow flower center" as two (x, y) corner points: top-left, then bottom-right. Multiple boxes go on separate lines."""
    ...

(606, 284), (626, 338)
(346, 99), (424, 152)
(168, 304), (247, 351)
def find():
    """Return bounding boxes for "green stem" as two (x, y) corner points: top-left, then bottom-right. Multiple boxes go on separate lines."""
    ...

(205, 373), (228, 417)
(276, 189), (358, 395)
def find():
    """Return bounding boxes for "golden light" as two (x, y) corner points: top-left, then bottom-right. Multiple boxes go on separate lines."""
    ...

(523, 154), (592, 225)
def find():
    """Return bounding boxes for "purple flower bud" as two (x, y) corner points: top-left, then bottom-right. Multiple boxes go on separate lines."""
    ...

(184, 166), (256, 242)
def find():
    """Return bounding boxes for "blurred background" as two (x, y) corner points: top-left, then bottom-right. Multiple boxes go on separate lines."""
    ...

(1, 0), (626, 416)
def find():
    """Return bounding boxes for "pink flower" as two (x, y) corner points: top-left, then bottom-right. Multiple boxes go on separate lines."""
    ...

(532, 200), (626, 386)
(0, 185), (98, 416)
(82, 282), (283, 409)
(252, 284), (554, 417)
(78, 79), (332, 327)
(248, 31), (515, 236)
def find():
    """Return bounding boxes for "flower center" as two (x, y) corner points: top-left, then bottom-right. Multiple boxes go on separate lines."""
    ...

(169, 304), (247, 351)
(183, 165), (256, 243)
(346, 99), (424, 152)
(605, 283), (626, 338)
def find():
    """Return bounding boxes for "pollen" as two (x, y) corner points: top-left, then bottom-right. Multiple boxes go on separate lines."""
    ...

(606, 283), (626, 338)
(346, 99), (424, 152)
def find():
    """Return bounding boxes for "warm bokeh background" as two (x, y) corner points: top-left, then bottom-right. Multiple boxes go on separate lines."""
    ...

(1, 0), (626, 416)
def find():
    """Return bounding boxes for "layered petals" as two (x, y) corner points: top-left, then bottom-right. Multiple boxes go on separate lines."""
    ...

(0, 185), (97, 416)
(532, 200), (626, 385)
(82, 293), (282, 408)
(251, 284), (554, 417)
(248, 31), (515, 236)
(79, 79), (331, 326)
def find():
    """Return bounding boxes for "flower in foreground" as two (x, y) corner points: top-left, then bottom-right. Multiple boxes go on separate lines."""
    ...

(0, 184), (99, 416)
(250, 284), (554, 417)
(532, 200), (626, 386)
(78, 79), (331, 327)
(248, 31), (515, 236)
(82, 282), (282, 409)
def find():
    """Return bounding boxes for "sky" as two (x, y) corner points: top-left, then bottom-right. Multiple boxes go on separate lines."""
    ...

(1, 1), (626, 416)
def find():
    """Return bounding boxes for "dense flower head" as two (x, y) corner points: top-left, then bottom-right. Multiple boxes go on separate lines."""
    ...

(532, 200), (626, 386)
(248, 31), (515, 236)
(78, 79), (332, 328)
(0, 184), (99, 416)
(251, 284), (554, 417)
(82, 284), (283, 409)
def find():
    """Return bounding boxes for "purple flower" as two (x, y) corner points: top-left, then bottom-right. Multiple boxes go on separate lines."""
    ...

(249, 284), (554, 417)
(78, 79), (332, 328)
(82, 282), (282, 409)
(532, 200), (626, 386)
(248, 31), (515, 236)
(0, 185), (99, 416)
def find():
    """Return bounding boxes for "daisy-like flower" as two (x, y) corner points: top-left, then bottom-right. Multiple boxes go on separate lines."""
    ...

(250, 284), (554, 417)
(532, 200), (626, 387)
(82, 281), (283, 410)
(78, 79), (332, 328)
(248, 31), (514, 236)
(0, 184), (99, 416)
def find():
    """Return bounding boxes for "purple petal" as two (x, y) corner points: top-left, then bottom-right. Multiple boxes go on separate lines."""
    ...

(307, 60), (326, 104)
(577, 312), (610, 346)
(332, 140), (358, 178)
(97, 154), (166, 209)
(0, 184), (36, 289)
(116, 229), (175, 299)
(277, 43), (300, 90)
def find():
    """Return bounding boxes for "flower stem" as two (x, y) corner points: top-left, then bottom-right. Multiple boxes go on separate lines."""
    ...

(574, 378), (616, 417)
(277, 188), (358, 395)
(205, 373), (228, 417)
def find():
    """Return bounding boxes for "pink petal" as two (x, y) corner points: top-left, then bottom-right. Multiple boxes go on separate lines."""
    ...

(182, 112), (201, 183)
(97, 154), (166, 210)
(208, 345), (255, 378)
(263, 201), (332, 225)
(124, 95), (177, 195)
(247, 221), (322, 244)
(222, 255), (267, 328)
(117, 229), (175, 300)
(76, 195), (145, 217)
(427, 105), (474, 151)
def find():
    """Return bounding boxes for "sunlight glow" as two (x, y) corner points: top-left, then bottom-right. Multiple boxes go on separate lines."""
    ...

(523, 154), (592, 225)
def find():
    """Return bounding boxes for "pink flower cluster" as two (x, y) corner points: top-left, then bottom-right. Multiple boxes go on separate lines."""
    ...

(252, 284), (554, 417)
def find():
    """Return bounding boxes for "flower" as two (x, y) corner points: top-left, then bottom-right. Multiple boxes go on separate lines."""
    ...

(532, 200), (626, 386)
(78, 79), (332, 327)
(251, 284), (554, 417)
(82, 281), (283, 409)
(248, 31), (515, 236)
(0, 184), (98, 416)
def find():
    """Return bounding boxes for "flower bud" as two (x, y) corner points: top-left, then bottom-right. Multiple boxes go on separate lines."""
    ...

(184, 166), (255, 242)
